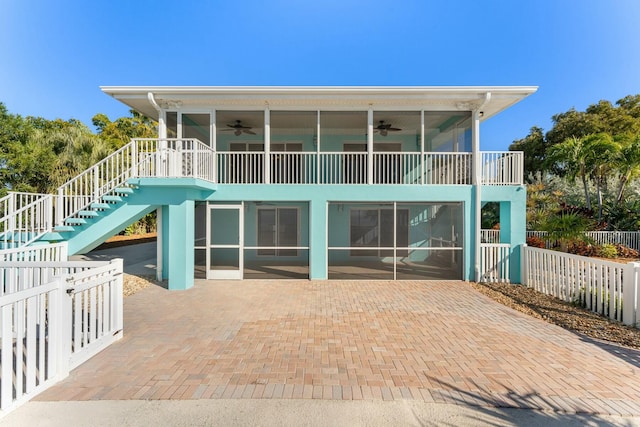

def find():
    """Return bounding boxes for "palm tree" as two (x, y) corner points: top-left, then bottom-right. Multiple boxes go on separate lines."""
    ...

(614, 133), (640, 205)
(542, 212), (594, 253)
(546, 136), (593, 210)
(582, 133), (620, 221)
(42, 125), (111, 190)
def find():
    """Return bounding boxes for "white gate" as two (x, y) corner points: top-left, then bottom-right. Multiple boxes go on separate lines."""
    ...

(0, 259), (123, 415)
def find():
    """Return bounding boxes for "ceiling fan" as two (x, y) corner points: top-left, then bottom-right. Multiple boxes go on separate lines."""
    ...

(221, 120), (256, 136)
(374, 120), (402, 137)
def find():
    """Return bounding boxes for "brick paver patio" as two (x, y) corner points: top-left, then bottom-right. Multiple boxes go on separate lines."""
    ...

(37, 280), (640, 416)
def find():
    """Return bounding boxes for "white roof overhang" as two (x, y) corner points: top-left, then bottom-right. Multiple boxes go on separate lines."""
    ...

(100, 86), (537, 121)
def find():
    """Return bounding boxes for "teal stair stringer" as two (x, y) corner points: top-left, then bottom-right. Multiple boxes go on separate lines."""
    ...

(61, 201), (157, 255)
(37, 185), (156, 255)
(39, 177), (217, 256)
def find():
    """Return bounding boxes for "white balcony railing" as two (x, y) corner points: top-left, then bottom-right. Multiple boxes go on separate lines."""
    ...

(481, 151), (523, 185)
(212, 151), (518, 185)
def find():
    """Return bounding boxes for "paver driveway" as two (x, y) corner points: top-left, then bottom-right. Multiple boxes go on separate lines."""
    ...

(37, 280), (640, 416)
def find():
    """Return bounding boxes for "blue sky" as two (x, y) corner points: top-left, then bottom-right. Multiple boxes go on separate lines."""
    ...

(1, 0), (640, 151)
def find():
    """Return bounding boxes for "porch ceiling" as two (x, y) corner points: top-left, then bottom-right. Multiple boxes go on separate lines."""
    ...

(101, 86), (537, 122)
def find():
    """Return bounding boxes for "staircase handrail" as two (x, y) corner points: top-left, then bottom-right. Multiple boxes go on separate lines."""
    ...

(56, 139), (138, 225)
(1, 191), (50, 219)
(55, 138), (210, 225)
(0, 194), (53, 248)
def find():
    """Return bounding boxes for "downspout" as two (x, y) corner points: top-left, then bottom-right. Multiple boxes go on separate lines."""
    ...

(474, 92), (491, 282)
(148, 92), (164, 281)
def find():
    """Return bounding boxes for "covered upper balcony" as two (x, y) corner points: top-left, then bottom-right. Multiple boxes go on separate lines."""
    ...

(101, 86), (537, 186)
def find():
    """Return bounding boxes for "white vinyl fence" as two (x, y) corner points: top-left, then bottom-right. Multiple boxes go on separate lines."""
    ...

(0, 242), (68, 262)
(521, 245), (640, 327)
(0, 258), (123, 416)
(527, 230), (640, 251)
(479, 243), (511, 283)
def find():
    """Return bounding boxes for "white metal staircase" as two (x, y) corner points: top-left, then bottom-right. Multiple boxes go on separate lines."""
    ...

(0, 138), (215, 250)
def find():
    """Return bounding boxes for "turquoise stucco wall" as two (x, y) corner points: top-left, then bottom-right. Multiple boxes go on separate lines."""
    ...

(481, 185), (527, 283)
(162, 200), (195, 290)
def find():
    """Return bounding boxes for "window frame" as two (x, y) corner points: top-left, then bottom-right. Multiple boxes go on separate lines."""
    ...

(256, 206), (301, 257)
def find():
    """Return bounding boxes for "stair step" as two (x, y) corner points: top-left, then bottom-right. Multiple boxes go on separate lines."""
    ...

(114, 187), (135, 195)
(91, 202), (112, 210)
(78, 210), (99, 217)
(53, 226), (75, 232)
(65, 218), (87, 225)
(102, 195), (123, 202)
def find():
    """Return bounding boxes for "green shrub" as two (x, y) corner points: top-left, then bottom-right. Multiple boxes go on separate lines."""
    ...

(599, 243), (618, 258)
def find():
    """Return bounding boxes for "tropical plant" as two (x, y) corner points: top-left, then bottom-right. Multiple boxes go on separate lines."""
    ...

(581, 133), (620, 221)
(599, 243), (618, 259)
(613, 133), (640, 205)
(541, 212), (594, 252)
(546, 136), (594, 210)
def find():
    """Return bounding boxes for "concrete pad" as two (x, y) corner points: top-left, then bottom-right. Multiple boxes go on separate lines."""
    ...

(4, 399), (639, 427)
(71, 241), (157, 276)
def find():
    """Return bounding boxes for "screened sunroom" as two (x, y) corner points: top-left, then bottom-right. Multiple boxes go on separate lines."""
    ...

(194, 201), (310, 280)
(165, 109), (475, 186)
(327, 202), (464, 280)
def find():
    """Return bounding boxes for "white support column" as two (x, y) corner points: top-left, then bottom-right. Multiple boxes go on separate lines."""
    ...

(264, 106), (270, 184)
(316, 110), (321, 184)
(473, 110), (482, 282)
(212, 110), (217, 183)
(420, 110), (425, 185)
(158, 110), (167, 139)
(148, 93), (168, 176)
(367, 108), (374, 185)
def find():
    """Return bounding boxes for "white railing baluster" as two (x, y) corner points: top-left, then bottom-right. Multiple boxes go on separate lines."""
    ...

(479, 243), (511, 283)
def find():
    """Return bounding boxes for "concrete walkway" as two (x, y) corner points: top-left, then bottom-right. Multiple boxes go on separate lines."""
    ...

(6, 399), (638, 426)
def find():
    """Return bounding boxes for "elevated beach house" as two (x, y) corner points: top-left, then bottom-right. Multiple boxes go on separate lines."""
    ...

(2, 86), (536, 289)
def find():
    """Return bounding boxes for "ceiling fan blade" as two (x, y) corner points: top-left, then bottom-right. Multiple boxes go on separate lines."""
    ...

(220, 129), (234, 132)
(388, 127), (402, 131)
(244, 129), (257, 135)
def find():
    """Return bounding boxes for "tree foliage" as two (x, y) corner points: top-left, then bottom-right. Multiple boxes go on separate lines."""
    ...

(513, 94), (640, 231)
(0, 104), (157, 193)
(93, 110), (156, 149)
(510, 95), (640, 177)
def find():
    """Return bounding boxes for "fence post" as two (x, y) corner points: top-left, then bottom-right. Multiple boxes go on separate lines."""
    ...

(520, 244), (528, 286)
(1, 301), (12, 409)
(56, 276), (72, 380)
(93, 165), (99, 201)
(56, 189), (64, 226)
(131, 140), (138, 178)
(624, 262), (640, 326)
(112, 259), (124, 336)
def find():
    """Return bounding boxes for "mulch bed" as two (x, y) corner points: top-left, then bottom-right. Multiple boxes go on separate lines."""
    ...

(469, 281), (640, 350)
